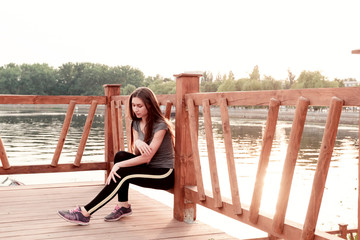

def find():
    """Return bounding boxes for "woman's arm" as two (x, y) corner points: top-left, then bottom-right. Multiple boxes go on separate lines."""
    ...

(133, 130), (140, 155)
(106, 129), (167, 185)
(120, 129), (166, 167)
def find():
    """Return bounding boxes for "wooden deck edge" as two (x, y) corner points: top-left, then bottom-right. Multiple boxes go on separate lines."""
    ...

(0, 181), (105, 191)
(0, 162), (107, 175)
(185, 186), (343, 240)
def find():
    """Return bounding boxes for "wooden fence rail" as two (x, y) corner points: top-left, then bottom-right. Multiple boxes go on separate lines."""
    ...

(182, 80), (360, 240)
(273, 96), (310, 234)
(1, 76), (359, 240)
(249, 98), (280, 224)
(0, 95), (108, 175)
(51, 100), (77, 167)
(0, 137), (10, 169)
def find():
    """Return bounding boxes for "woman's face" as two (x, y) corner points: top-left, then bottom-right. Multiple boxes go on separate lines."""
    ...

(132, 97), (148, 120)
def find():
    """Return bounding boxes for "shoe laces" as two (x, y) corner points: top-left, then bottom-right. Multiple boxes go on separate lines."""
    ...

(112, 205), (120, 213)
(69, 207), (81, 214)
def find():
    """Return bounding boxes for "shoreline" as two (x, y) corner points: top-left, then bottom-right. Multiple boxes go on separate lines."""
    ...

(211, 108), (359, 125)
(1, 104), (358, 125)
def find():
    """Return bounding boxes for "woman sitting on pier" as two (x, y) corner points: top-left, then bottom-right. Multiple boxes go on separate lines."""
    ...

(58, 87), (175, 225)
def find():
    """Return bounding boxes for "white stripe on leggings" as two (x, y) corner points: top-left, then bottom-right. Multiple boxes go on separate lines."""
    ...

(88, 168), (173, 214)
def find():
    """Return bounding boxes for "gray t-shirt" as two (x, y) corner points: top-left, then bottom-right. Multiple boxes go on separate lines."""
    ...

(133, 120), (174, 168)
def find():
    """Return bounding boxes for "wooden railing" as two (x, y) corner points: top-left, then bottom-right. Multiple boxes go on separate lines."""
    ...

(1, 76), (359, 240)
(177, 74), (359, 240)
(0, 94), (108, 175)
(0, 85), (175, 179)
(106, 75), (359, 240)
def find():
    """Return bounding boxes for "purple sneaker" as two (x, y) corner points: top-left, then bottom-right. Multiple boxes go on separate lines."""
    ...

(58, 206), (90, 225)
(104, 204), (132, 222)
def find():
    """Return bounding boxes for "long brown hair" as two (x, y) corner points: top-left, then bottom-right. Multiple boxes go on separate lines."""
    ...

(128, 87), (174, 152)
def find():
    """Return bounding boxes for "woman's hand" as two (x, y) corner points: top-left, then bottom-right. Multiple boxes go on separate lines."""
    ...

(135, 139), (152, 155)
(106, 163), (121, 185)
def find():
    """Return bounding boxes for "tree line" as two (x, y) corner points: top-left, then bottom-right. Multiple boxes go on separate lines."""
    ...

(0, 63), (357, 96)
(200, 65), (356, 93)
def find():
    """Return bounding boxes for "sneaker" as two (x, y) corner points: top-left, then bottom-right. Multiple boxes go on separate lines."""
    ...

(104, 204), (132, 222)
(58, 206), (90, 225)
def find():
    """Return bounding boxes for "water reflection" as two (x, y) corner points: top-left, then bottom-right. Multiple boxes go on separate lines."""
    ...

(0, 106), (105, 165)
(0, 105), (358, 230)
(198, 115), (358, 231)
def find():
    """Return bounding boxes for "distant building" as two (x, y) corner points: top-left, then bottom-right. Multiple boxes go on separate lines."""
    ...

(343, 79), (359, 87)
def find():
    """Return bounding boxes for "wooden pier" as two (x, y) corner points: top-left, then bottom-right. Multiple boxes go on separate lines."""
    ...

(1, 73), (359, 239)
(0, 182), (237, 240)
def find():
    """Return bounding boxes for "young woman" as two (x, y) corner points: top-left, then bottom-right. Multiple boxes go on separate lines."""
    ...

(58, 87), (175, 225)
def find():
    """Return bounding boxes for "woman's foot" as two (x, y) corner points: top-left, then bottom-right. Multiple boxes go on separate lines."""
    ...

(58, 206), (90, 225)
(104, 204), (132, 222)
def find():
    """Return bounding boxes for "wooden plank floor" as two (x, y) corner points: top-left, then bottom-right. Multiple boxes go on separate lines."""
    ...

(0, 182), (238, 240)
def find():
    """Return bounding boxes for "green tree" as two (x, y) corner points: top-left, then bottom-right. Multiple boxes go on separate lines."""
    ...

(228, 70), (235, 81)
(144, 74), (165, 87)
(249, 65), (260, 81)
(217, 79), (236, 92)
(284, 68), (296, 89)
(292, 71), (339, 89)
(56, 62), (86, 95)
(146, 75), (176, 94)
(234, 78), (248, 91)
(334, 78), (345, 87)
(122, 84), (136, 95)
(201, 71), (213, 84)
(18, 63), (57, 95)
(77, 63), (110, 95)
(200, 71), (217, 92)
(242, 79), (261, 91)
(217, 71), (237, 92)
(0, 63), (21, 94)
(56, 63), (145, 95)
(261, 75), (282, 90)
(200, 71), (223, 92)
(113, 65), (145, 87)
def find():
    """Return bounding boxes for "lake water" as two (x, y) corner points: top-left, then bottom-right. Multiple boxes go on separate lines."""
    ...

(0, 105), (358, 233)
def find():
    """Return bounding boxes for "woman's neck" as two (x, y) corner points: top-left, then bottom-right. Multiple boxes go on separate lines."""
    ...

(140, 117), (147, 133)
(140, 116), (147, 124)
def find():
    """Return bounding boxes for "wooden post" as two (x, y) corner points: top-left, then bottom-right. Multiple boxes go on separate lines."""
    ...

(116, 101), (125, 151)
(164, 101), (173, 120)
(219, 97), (242, 215)
(301, 97), (343, 240)
(0, 137), (10, 169)
(338, 224), (348, 239)
(353, 48), (360, 239)
(111, 100), (119, 153)
(51, 100), (76, 167)
(272, 96), (309, 234)
(103, 84), (121, 179)
(187, 98), (206, 201)
(124, 99), (132, 152)
(202, 98), (222, 208)
(74, 100), (98, 167)
(249, 98), (280, 224)
(173, 73), (201, 222)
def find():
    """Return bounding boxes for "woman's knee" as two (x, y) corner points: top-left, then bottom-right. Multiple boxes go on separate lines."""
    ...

(114, 151), (136, 163)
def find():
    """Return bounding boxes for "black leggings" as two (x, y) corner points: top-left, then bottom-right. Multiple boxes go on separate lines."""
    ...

(84, 151), (174, 215)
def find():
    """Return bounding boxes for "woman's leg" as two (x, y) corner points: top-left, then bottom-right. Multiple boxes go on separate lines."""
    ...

(83, 165), (174, 215)
(103, 167), (174, 222)
(83, 151), (137, 215)
(113, 151), (137, 203)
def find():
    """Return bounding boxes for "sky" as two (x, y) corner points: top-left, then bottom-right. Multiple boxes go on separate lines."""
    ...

(1, 0), (360, 81)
